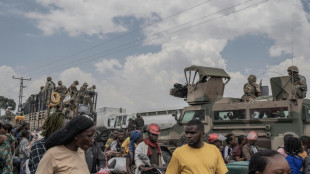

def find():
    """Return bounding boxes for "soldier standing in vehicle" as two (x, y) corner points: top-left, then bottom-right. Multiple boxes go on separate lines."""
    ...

(135, 113), (144, 131)
(287, 66), (307, 99)
(78, 82), (88, 104)
(43, 77), (55, 104)
(84, 85), (96, 114)
(67, 80), (79, 100)
(54, 80), (67, 101)
(242, 75), (261, 102)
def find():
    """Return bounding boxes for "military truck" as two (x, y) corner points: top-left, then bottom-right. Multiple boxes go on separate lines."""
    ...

(22, 82), (98, 131)
(164, 65), (310, 150)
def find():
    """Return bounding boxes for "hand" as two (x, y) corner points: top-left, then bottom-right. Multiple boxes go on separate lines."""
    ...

(142, 167), (154, 172)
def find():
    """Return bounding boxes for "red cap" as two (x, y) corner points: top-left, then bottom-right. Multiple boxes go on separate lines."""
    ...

(247, 131), (258, 140)
(208, 133), (219, 143)
(148, 123), (160, 135)
(208, 133), (227, 143)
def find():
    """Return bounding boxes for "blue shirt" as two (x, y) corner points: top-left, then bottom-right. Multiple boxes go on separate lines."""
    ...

(286, 155), (304, 174)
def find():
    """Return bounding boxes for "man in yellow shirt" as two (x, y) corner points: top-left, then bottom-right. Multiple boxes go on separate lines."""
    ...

(166, 120), (228, 174)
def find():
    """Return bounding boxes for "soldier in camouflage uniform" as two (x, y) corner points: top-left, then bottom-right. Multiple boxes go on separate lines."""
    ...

(287, 66), (307, 99)
(43, 77), (56, 104)
(84, 85), (96, 114)
(242, 75), (261, 102)
(67, 80), (79, 100)
(55, 80), (67, 101)
(78, 82), (88, 104)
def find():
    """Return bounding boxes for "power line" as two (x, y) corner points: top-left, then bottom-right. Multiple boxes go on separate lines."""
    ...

(24, 0), (213, 75)
(12, 76), (31, 114)
(31, 0), (269, 76)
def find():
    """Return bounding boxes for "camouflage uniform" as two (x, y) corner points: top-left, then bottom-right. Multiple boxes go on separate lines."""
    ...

(84, 85), (96, 113)
(78, 83), (88, 104)
(43, 77), (56, 104)
(288, 66), (307, 99)
(242, 75), (261, 102)
(67, 80), (79, 101)
(55, 81), (67, 101)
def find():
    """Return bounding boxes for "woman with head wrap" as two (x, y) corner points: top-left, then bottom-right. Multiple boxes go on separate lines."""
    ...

(36, 115), (96, 174)
(126, 130), (143, 174)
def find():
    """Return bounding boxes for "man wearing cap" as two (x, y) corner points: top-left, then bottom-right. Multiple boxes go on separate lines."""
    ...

(208, 133), (227, 150)
(287, 66), (307, 99)
(242, 131), (260, 161)
(166, 120), (228, 174)
(135, 123), (165, 174)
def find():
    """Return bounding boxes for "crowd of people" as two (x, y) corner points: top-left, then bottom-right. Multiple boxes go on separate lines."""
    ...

(207, 131), (310, 174)
(1, 114), (310, 174)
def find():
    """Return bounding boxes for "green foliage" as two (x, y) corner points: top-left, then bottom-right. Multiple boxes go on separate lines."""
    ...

(41, 112), (65, 138)
(0, 96), (16, 110)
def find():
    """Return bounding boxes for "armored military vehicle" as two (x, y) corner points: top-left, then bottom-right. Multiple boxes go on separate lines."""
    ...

(166, 65), (310, 150)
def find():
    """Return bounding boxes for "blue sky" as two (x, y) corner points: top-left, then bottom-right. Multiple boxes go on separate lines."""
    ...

(1, 0), (310, 113)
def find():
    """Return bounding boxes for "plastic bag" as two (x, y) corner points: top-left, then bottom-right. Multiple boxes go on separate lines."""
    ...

(108, 157), (127, 173)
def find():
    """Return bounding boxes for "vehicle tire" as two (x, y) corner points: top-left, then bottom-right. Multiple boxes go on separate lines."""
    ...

(50, 92), (60, 104)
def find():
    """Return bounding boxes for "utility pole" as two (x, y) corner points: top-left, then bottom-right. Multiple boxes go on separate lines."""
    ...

(12, 76), (31, 115)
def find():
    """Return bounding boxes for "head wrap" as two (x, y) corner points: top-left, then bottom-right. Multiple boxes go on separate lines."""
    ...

(129, 130), (142, 152)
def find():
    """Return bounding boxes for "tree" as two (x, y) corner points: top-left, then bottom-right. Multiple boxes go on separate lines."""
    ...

(0, 96), (16, 111)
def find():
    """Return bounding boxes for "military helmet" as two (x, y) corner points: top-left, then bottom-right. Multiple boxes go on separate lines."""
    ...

(247, 75), (257, 82)
(83, 82), (88, 86)
(74, 80), (79, 85)
(287, 66), (299, 73)
(58, 80), (62, 85)
(47, 77), (52, 81)
(92, 85), (96, 89)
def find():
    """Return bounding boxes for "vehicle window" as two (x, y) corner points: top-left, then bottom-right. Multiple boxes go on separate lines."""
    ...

(181, 110), (205, 123)
(214, 110), (246, 120)
(122, 116), (127, 125)
(250, 107), (289, 119)
(115, 116), (121, 127)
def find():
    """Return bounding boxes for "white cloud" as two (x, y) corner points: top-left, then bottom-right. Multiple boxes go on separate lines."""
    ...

(11, 0), (310, 112)
(58, 67), (96, 86)
(95, 59), (122, 74)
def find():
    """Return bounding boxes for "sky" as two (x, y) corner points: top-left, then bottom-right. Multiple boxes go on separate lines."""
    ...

(1, 0), (310, 114)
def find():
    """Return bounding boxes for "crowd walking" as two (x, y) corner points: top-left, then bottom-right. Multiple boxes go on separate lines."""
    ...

(1, 114), (310, 174)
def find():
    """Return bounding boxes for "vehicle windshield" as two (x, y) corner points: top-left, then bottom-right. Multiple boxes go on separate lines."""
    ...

(214, 110), (246, 120)
(181, 110), (205, 123)
(115, 116), (122, 127)
(250, 107), (289, 119)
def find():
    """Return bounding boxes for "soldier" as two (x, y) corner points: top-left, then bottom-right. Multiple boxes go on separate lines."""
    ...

(242, 75), (261, 102)
(67, 80), (79, 100)
(78, 82), (88, 104)
(135, 113), (144, 131)
(43, 77), (56, 104)
(84, 85), (96, 114)
(287, 66), (307, 99)
(55, 80), (67, 101)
